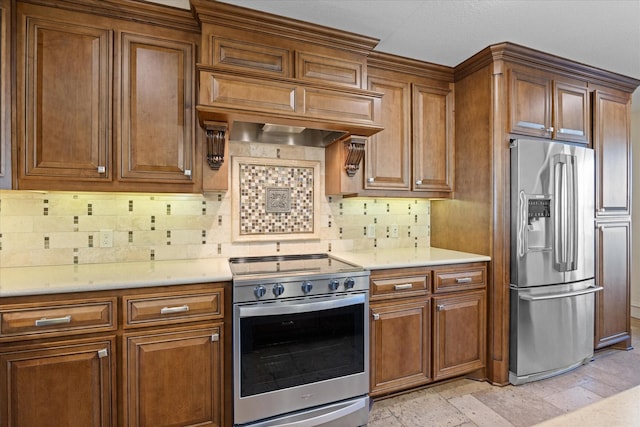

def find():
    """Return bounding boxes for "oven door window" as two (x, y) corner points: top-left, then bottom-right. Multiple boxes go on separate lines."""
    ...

(240, 303), (364, 397)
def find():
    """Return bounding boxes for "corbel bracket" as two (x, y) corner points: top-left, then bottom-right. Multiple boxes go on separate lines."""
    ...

(204, 121), (227, 170)
(344, 136), (366, 177)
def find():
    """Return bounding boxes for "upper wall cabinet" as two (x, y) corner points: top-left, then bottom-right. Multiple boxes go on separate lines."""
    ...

(345, 53), (454, 197)
(192, 0), (376, 90)
(508, 67), (590, 144)
(15, 1), (202, 193)
(0, 0), (10, 189)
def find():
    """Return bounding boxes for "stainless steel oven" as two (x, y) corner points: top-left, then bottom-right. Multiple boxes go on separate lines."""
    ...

(229, 254), (370, 427)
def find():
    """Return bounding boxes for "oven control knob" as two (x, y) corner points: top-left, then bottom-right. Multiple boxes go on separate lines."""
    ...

(254, 285), (267, 299)
(272, 283), (285, 297)
(344, 277), (356, 290)
(328, 279), (340, 291)
(301, 281), (313, 294)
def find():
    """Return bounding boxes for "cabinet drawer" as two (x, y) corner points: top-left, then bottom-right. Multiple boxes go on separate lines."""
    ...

(433, 265), (486, 293)
(0, 298), (117, 340)
(123, 289), (223, 328)
(371, 274), (429, 299)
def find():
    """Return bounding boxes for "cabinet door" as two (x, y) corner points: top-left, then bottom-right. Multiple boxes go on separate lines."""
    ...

(17, 7), (112, 182)
(508, 69), (552, 138)
(365, 74), (411, 190)
(433, 290), (486, 381)
(594, 221), (631, 349)
(0, 337), (115, 427)
(0, 0), (9, 189)
(593, 90), (631, 217)
(124, 325), (223, 427)
(120, 33), (195, 183)
(553, 81), (589, 143)
(412, 84), (454, 193)
(370, 298), (430, 397)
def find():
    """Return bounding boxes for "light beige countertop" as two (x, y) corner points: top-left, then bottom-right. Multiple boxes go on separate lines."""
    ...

(331, 247), (490, 270)
(0, 258), (232, 297)
(0, 247), (488, 297)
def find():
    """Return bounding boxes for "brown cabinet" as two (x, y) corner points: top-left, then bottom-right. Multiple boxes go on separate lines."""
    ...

(370, 298), (431, 397)
(433, 290), (486, 381)
(593, 89), (632, 217)
(508, 67), (589, 144)
(15, 1), (201, 193)
(594, 221), (631, 349)
(0, 338), (116, 427)
(368, 262), (486, 397)
(1, 0), (11, 189)
(362, 53), (454, 197)
(0, 294), (117, 427)
(0, 282), (228, 427)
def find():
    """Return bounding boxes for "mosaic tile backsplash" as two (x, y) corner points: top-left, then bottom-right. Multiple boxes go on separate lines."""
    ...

(0, 143), (431, 268)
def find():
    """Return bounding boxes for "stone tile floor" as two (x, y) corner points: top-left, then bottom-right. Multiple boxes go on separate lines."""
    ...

(368, 317), (640, 427)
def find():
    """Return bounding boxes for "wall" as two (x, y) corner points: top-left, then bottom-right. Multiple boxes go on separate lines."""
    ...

(632, 110), (639, 319)
(0, 141), (431, 268)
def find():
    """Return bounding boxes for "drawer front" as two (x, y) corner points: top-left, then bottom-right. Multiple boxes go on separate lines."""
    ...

(0, 298), (117, 339)
(124, 290), (223, 328)
(433, 265), (486, 293)
(371, 275), (429, 298)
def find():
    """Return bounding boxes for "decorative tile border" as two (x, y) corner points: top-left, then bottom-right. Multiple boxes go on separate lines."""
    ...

(231, 156), (320, 241)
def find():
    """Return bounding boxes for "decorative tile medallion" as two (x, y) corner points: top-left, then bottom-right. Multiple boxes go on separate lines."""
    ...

(232, 157), (320, 241)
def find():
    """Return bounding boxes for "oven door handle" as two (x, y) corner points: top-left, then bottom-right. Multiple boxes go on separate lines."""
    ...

(237, 294), (366, 318)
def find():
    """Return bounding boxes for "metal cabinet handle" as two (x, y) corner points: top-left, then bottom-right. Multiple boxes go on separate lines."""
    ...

(598, 208), (606, 213)
(97, 166), (106, 173)
(415, 180), (423, 185)
(372, 313), (380, 320)
(436, 304), (446, 311)
(184, 169), (192, 177)
(97, 349), (109, 359)
(455, 277), (472, 284)
(35, 315), (72, 327)
(394, 283), (413, 290)
(211, 333), (219, 342)
(547, 126), (554, 132)
(367, 177), (375, 183)
(160, 305), (190, 315)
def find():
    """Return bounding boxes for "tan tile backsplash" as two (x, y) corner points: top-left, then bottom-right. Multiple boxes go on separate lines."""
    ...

(0, 143), (430, 268)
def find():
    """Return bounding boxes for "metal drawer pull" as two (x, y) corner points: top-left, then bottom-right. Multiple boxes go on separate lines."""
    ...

(394, 283), (413, 290)
(97, 349), (109, 359)
(211, 333), (219, 342)
(35, 315), (72, 327)
(372, 313), (380, 320)
(160, 305), (190, 315)
(437, 304), (446, 311)
(455, 277), (473, 284)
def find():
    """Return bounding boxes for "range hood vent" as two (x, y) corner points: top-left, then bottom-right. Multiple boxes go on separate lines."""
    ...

(229, 122), (349, 147)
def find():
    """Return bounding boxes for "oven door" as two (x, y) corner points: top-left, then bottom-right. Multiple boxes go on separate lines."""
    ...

(234, 292), (369, 426)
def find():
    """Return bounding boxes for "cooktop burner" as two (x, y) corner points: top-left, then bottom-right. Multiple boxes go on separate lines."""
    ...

(228, 253), (362, 279)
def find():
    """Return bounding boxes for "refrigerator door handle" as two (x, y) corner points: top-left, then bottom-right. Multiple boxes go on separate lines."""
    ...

(519, 286), (603, 301)
(518, 190), (527, 257)
(553, 154), (578, 272)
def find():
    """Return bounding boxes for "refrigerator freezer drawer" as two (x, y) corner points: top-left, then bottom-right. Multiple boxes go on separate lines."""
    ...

(509, 281), (601, 384)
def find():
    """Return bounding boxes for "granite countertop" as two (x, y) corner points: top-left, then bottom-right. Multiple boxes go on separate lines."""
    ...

(0, 247), (489, 297)
(331, 247), (490, 270)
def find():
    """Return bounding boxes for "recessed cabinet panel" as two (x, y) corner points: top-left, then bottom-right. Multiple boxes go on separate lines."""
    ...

(365, 76), (411, 190)
(593, 90), (631, 216)
(213, 37), (290, 76)
(296, 51), (362, 88)
(19, 13), (112, 181)
(412, 84), (454, 192)
(509, 69), (551, 138)
(595, 221), (631, 349)
(553, 81), (589, 143)
(120, 34), (195, 182)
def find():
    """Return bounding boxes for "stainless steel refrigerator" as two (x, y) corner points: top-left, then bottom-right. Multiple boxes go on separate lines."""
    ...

(509, 138), (602, 385)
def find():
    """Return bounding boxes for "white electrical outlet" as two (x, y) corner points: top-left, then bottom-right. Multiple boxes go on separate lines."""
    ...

(391, 224), (399, 238)
(366, 224), (376, 238)
(99, 229), (113, 248)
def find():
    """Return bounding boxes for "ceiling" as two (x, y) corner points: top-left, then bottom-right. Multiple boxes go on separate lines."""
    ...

(152, 0), (640, 112)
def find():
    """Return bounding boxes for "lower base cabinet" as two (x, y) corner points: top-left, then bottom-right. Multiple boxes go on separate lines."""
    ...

(0, 337), (116, 427)
(369, 262), (487, 397)
(0, 282), (227, 427)
(370, 298), (431, 396)
(123, 325), (223, 427)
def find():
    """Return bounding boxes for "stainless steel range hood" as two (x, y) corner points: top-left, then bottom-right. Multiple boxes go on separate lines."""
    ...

(228, 122), (348, 147)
